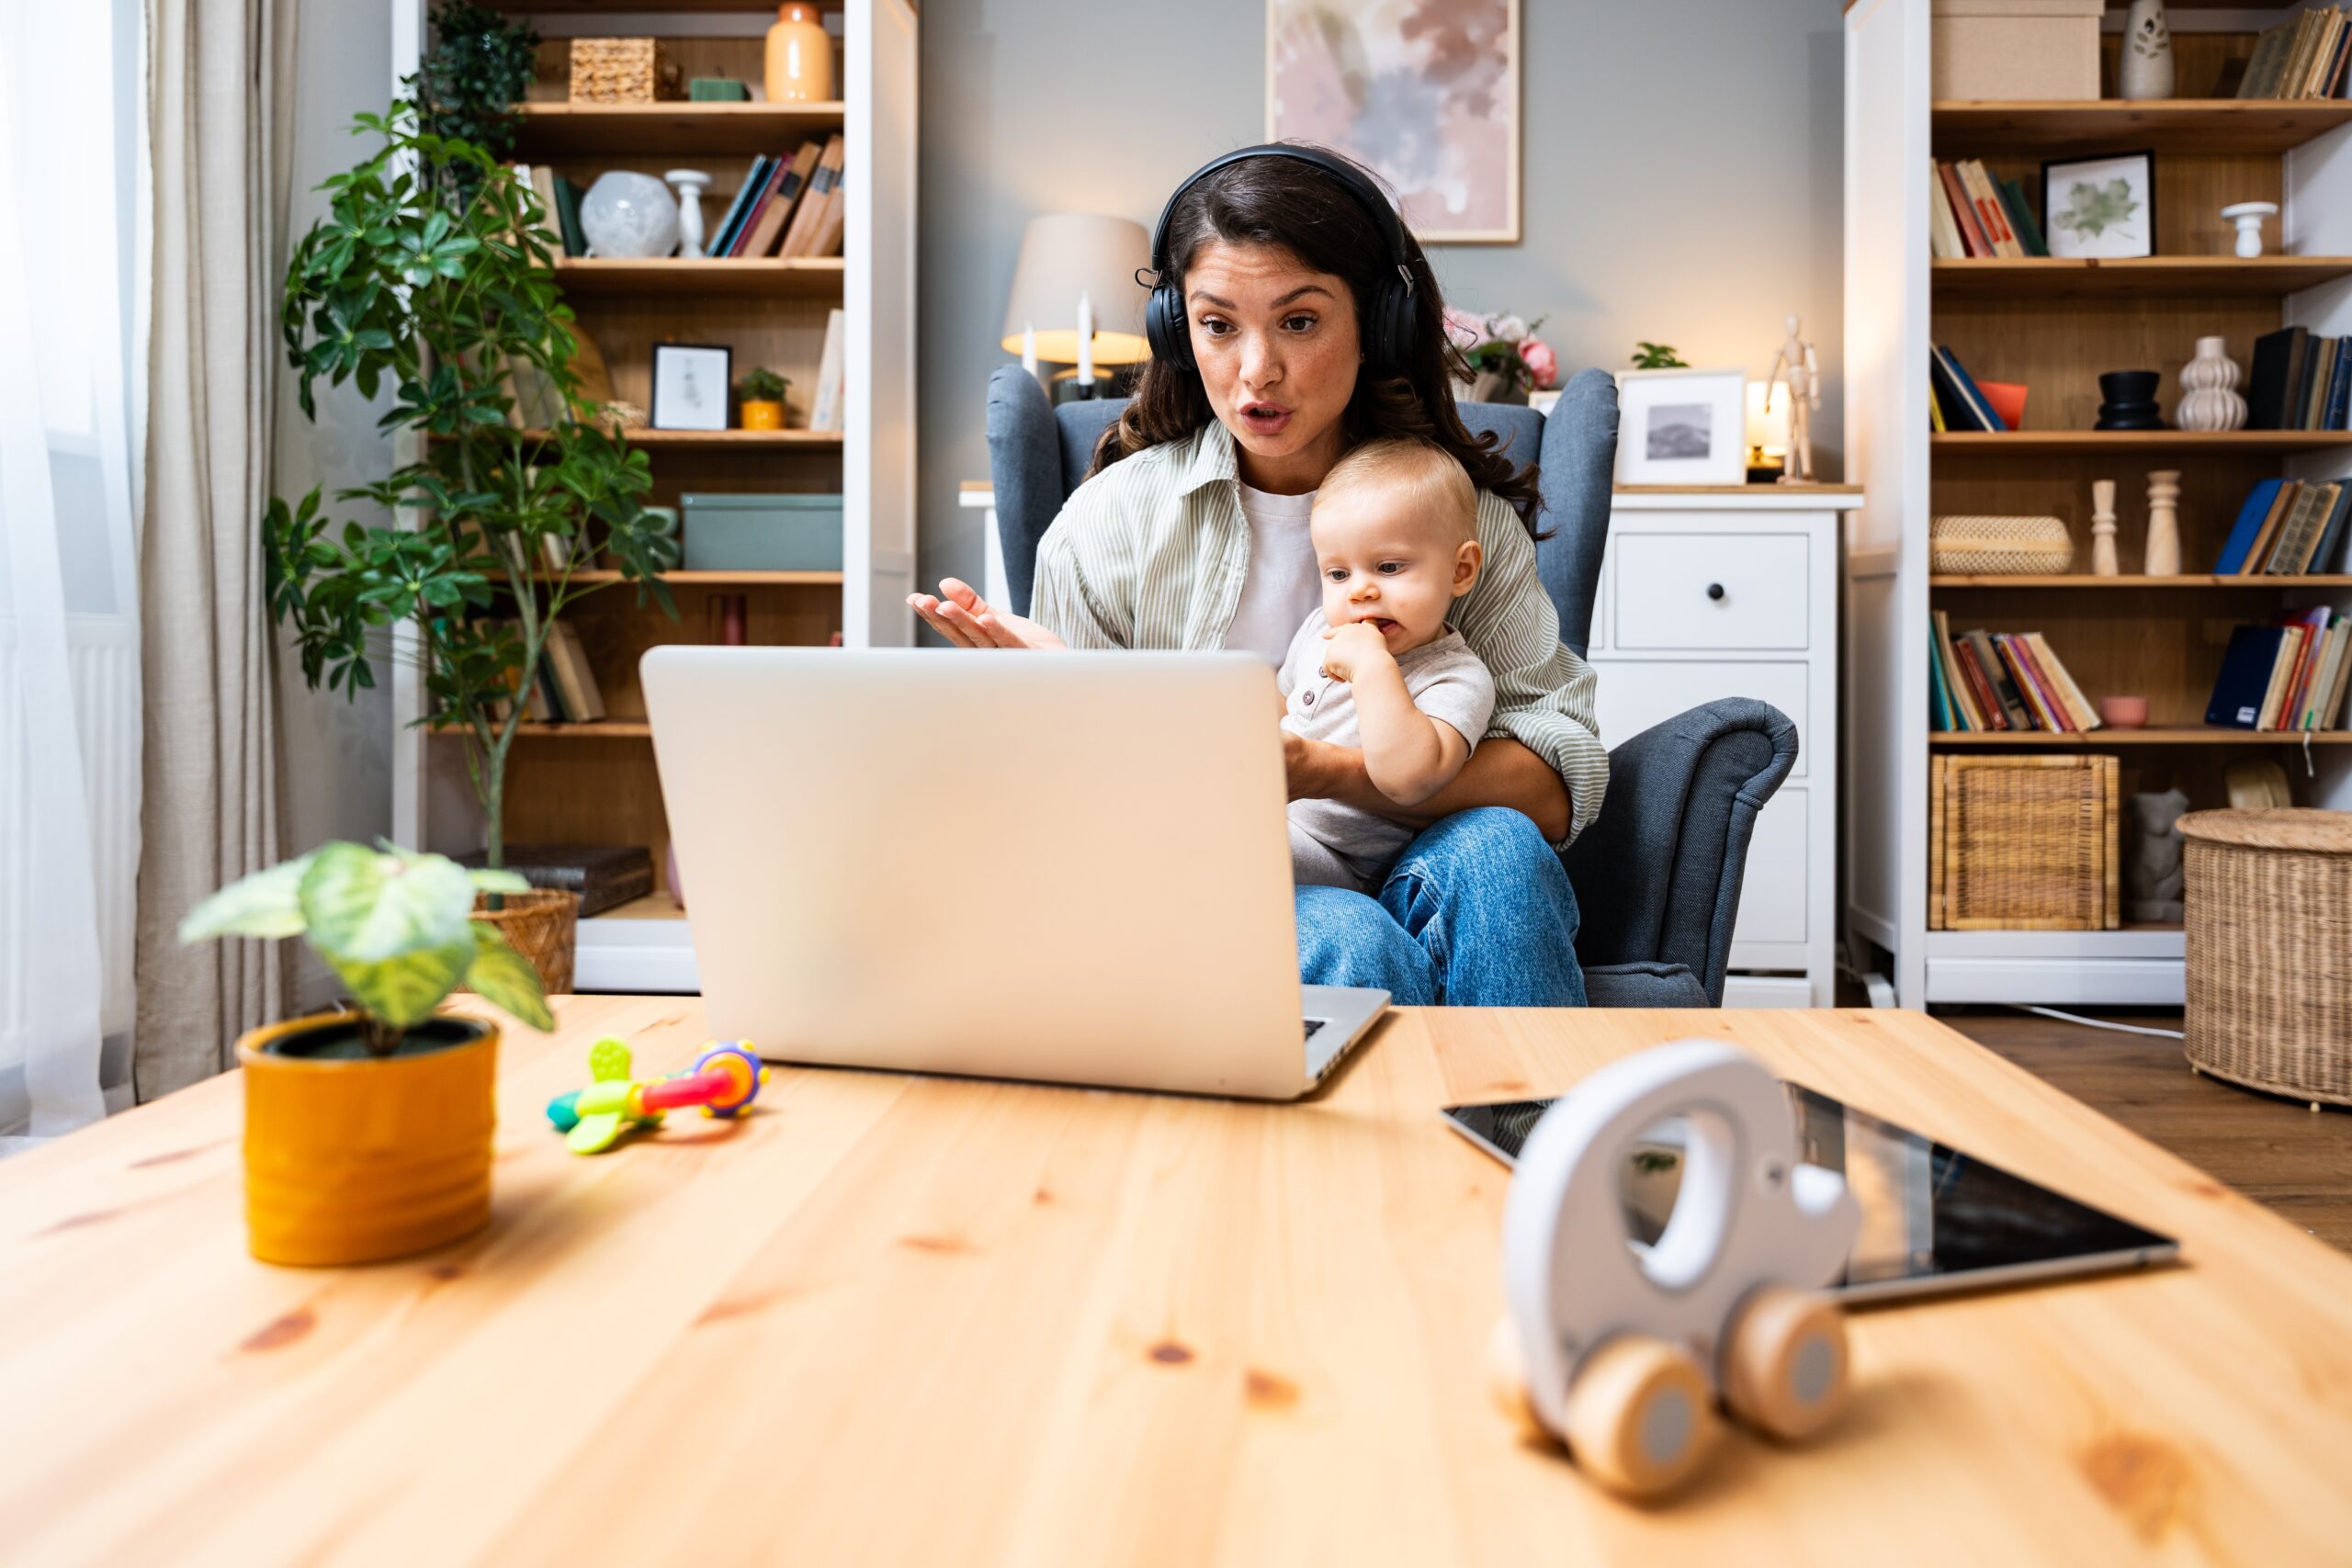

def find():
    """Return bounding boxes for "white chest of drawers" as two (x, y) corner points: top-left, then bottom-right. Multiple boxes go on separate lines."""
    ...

(1589, 488), (1859, 1007)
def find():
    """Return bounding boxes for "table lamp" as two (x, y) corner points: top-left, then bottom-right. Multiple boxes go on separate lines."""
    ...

(1000, 213), (1152, 398)
(1746, 380), (1792, 480)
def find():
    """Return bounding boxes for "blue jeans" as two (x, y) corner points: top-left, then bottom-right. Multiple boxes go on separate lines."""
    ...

(1295, 807), (1588, 1007)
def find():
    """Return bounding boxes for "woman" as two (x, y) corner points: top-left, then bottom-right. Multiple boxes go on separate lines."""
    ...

(910, 145), (1605, 1006)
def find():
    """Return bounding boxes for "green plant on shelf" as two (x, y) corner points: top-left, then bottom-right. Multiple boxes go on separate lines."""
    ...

(1631, 342), (1689, 370)
(263, 101), (681, 874)
(408, 2), (539, 199)
(740, 367), (790, 402)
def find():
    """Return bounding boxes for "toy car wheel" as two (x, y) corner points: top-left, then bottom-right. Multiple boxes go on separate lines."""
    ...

(1721, 1285), (1849, 1441)
(1560, 1333), (1718, 1499)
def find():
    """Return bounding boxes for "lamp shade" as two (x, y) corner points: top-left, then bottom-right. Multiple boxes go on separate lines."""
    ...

(1000, 212), (1153, 366)
(1747, 380), (1791, 457)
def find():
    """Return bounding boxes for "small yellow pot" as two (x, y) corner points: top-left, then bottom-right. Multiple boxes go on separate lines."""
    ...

(237, 1010), (500, 1267)
(739, 399), (786, 431)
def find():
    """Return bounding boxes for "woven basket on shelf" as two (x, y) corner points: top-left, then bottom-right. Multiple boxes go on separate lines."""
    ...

(469, 888), (580, 997)
(567, 38), (682, 103)
(1930, 754), (2119, 930)
(1929, 514), (2075, 575)
(2181, 808), (2352, 1107)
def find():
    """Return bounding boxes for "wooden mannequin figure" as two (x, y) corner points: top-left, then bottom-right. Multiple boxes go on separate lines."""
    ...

(1763, 314), (1821, 485)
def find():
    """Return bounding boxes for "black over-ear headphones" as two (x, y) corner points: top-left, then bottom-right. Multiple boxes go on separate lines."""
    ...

(1142, 143), (1419, 374)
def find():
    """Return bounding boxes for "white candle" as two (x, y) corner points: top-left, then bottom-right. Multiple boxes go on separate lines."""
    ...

(1076, 290), (1094, 387)
(1021, 322), (1038, 375)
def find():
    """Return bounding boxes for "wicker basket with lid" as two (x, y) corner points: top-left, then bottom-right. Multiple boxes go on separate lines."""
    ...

(2181, 807), (2352, 1108)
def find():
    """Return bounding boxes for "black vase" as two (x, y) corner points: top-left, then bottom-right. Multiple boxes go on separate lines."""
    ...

(2096, 368), (2165, 431)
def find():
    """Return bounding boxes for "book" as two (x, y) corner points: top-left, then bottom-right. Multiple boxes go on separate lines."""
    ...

(2283, 606), (2335, 722)
(705, 154), (773, 259)
(2257, 625), (2307, 729)
(2290, 483), (2345, 573)
(2209, 626), (2289, 727)
(1928, 624), (1957, 730)
(1935, 344), (2007, 433)
(2241, 16), (2296, 97)
(1928, 163), (1967, 260)
(1928, 383), (1948, 434)
(2301, 336), (2337, 430)
(1998, 176), (2048, 258)
(2319, 619), (2352, 729)
(738, 140), (821, 258)
(2248, 325), (2311, 429)
(527, 165), (560, 246)
(779, 133), (846, 259)
(1955, 635), (2007, 728)
(2327, 335), (2352, 430)
(542, 622), (606, 722)
(1959, 161), (2022, 258)
(1995, 634), (2066, 730)
(1937, 163), (1994, 257)
(723, 154), (792, 257)
(2324, 11), (2352, 96)
(1964, 629), (2034, 729)
(2263, 481), (2330, 574)
(551, 175), (588, 259)
(2308, 484), (2352, 575)
(808, 307), (846, 432)
(456, 845), (655, 918)
(2214, 479), (2287, 573)
(1933, 610), (1982, 729)
(1928, 349), (1987, 433)
(809, 160), (846, 258)
(2025, 632), (2102, 731)
(2241, 480), (2301, 574)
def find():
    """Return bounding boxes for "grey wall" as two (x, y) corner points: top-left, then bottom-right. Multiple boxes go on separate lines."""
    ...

(917, 0), (1847, 597)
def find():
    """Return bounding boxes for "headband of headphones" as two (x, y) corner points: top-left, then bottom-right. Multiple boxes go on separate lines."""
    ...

(1147, 143), (1414, 285)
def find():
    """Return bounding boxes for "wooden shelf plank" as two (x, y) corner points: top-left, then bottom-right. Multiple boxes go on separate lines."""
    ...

(1933, 256), (2352, 298)
(1933, 729), (2352, 746)
(1933, 99), (2352, 155)
(480, 427), (842, 450)
(514, 101), (844, 157)
(1933, 431), (2352, 454)
(1932, 574), (2352, 588)
(553, 257), (843, 298)
(591, 892), (686, 922)
(555, 570), (842, 586)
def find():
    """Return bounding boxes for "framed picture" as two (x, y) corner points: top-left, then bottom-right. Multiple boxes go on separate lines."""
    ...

(1614, 368), (1747, 487)
(650, 342), (732, 432)
(2041, 152), (2155, 259)
(1267, 0), (1521, 243)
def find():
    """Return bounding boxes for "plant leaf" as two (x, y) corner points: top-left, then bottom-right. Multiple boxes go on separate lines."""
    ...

(464, 923), (555, 1032)
(177, 853), (317, 942)
(298, 840), (476, 963)
(324, 938), (474, 1032)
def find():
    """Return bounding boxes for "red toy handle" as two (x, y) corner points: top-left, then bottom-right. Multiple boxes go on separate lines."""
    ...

(639, 1070), (732, 1113)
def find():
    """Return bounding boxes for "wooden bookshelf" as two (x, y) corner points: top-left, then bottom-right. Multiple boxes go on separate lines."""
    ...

(552, 257), (845, 297)
(1932, 729), (2352, 747)
(1934, 432), (2352, 453)
(1931, 256), (2352, 298)
(514, 101), (845, 157)
(1932, 99), (2352, 154)
(1932, 574), (2352, 588)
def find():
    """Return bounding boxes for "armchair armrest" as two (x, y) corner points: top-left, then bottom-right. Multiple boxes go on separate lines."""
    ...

(1561, 698), (1799, 1006)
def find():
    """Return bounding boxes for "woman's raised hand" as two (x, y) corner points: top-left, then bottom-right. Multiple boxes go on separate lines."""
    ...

(907, 578), (1066, 649)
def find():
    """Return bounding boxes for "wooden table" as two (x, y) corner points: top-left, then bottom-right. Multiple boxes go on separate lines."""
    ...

(6, 1001), (2352, 1565)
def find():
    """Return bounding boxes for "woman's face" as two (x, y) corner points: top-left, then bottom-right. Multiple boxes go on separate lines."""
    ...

(1182, 240), (1361, 491)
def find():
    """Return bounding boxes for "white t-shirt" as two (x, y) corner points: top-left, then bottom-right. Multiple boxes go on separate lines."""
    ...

(1222, 482), (1322, 664)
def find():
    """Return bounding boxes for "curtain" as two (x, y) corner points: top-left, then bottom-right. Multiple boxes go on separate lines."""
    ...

(135, 0), (300, 1098)
(0, 2), (144, 1140)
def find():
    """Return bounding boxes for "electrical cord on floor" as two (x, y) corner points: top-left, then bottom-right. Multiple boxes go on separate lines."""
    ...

(2007, 1004), (2185, 1041)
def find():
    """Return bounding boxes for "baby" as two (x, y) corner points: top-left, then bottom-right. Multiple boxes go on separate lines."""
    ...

(1281, 436), (1495, 892)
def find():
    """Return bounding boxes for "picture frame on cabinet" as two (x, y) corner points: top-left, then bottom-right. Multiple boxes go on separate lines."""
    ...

(1614, 367), (1748, 486)
(2041, 151), (2156, 259)
(650, 342), (734, 431)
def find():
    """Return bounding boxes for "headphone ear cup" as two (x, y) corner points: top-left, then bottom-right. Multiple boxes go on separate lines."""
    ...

(1369, 280), (1416, 373)
(1146, 283), (1193, 372)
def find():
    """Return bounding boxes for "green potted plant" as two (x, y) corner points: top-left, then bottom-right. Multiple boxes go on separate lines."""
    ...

(1631, 342), (1690, 370)
(738, 366), (790, 430)
(263, 99), (680, 985)
(180, 842), (556, 1266)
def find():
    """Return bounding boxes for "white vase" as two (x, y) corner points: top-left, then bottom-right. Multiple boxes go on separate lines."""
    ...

(2120, 0), (2174, 100)
(665, 169), (712, 257)
(2090, 479), (2120, 577)
(2177, 336), (2247, 433)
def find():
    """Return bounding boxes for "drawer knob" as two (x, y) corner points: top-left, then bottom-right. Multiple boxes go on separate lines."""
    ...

(1706, 582), (1726, 602)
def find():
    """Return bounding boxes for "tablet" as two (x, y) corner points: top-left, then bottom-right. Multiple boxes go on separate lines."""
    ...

(1442, 1082), (2179, 1303)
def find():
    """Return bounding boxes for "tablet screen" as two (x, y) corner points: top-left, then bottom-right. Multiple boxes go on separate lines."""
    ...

(1442, 1083), (2178, 1302)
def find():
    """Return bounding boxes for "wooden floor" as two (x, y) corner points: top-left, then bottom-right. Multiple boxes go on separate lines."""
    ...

(1939, 1008), (2352, 1255)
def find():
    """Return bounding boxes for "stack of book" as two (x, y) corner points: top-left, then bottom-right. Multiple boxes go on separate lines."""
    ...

(2247, 327), (2352, 432)
(2236, 7), (2352, 99)
(1929, 614), (2103, 733)
(1928, 344), (2009, 433)
(488, 621), (606, 726)
(1928, 160), (2048, 260)
(2212, 478), (2352, 575)
(2206, 608), (2352, 731)
(519, 133), (849, 262)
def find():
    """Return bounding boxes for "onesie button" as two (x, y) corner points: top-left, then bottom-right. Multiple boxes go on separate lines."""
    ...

(1303, 691), (1316, 705)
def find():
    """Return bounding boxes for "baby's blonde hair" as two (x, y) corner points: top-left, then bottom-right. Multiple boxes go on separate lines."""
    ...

(1314, 436), (1479, 543)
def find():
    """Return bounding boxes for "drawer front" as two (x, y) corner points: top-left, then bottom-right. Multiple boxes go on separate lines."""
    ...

(1731, 789), (1807, 947)
(1589, 659), (1809, 778)
(1613, 533), (1809, 650)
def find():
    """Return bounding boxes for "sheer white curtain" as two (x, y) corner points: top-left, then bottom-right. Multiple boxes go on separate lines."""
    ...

(0, 1), (143, 1141)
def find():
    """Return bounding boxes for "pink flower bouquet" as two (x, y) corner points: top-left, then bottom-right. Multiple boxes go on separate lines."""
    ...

(1445, 308), (1559, 394)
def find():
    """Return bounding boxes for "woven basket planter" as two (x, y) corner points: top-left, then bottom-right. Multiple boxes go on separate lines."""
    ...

(1930, 514), (2075, 575)
(1930, 754), (2119, 930)
(2182, 808), (2352, 1108)
(567, 38), (682, 103)
(471, 888), (580, 996)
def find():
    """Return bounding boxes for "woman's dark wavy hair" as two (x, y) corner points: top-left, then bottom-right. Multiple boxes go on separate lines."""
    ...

(1089, 144), (1544, 534)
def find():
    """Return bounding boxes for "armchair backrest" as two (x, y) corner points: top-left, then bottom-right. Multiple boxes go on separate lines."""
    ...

(983, 366), (1620, 657)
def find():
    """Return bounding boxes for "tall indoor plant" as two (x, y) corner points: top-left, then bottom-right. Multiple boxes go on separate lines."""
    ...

(263, 103), (679, 932)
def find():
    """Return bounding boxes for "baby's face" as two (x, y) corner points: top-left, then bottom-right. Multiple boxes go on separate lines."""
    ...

(1310, 489), (1476, 652)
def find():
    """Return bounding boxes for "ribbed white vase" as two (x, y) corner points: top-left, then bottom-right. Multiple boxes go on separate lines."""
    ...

(2177, 336), (2247, 433)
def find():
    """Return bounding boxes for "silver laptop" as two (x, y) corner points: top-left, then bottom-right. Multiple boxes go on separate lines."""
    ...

(641, 648), (1388, 1099)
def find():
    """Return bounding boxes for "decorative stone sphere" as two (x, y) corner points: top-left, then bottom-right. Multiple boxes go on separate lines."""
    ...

(579, 171), (680, 259)
(2177, 335), (2248, 434)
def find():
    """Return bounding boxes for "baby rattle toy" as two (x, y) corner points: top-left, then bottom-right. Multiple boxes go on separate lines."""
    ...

(1487, 1040), (1860, 1501)
(546, 1038), (769, 1155)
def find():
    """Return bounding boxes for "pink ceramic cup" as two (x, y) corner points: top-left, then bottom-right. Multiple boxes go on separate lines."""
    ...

(2098, 694), (2149, 729)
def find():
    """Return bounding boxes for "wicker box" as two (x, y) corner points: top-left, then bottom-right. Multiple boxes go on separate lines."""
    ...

(2182, 808), (2352, 1107)
(1930, 753), (2120, 931)
(1931, 0), (2101, 102)
(568, 38), (682, 104)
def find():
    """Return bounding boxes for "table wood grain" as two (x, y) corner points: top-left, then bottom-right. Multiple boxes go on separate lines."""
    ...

(5, 1000), (2350, 1565)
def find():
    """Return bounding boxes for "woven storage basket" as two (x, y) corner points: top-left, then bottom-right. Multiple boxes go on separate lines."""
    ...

(469, 888), (580, 996)
(1930, 514), (2075, 575)
(2181, 808), (2352, 1107)
(567, 38), (681, 103)
(1930, 754), (2119, 930)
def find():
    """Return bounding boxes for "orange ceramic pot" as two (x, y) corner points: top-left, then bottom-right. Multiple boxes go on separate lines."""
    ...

(237, 1010), (499, 1267)
(739, 399), (786, 431)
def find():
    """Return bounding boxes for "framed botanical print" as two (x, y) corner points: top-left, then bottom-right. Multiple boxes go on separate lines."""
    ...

(1266, 0), (1521, 243)
(650, 342), (732, 432)
(2041, 152), (2156, 259)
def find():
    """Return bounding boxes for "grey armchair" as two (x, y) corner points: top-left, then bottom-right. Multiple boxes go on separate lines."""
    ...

(984, 365), (1797, 1007)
